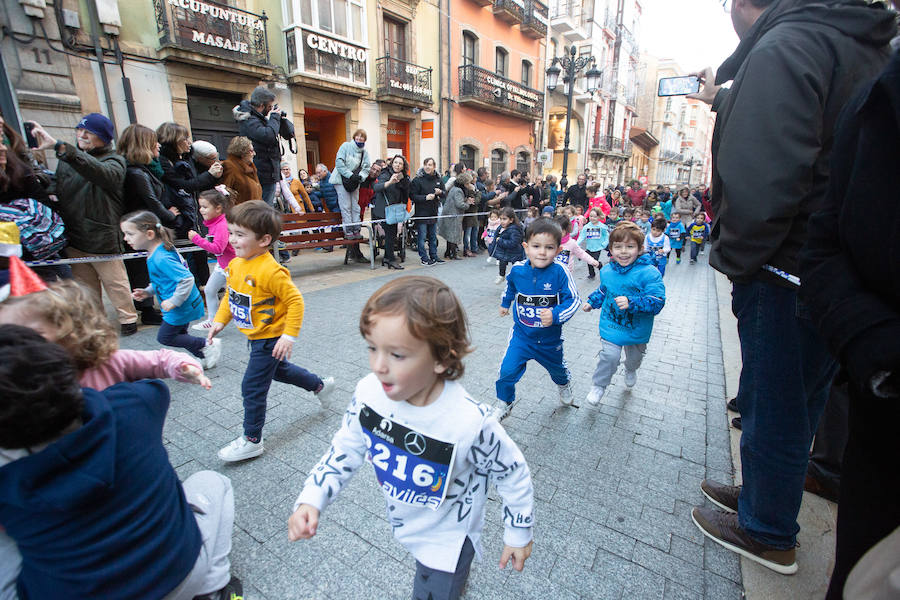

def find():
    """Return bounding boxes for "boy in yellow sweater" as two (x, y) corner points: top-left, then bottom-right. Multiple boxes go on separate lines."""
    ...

(208, 201), (334, 462)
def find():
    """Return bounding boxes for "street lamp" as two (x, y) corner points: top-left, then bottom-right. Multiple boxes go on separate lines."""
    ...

(546, 45), (601, 190)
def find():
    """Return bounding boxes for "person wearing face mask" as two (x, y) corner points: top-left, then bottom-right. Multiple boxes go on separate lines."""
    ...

(28, 114), (138, 335)
(329, 129), (371, 241)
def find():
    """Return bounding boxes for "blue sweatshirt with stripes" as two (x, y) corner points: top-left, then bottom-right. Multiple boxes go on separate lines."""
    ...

(500, 259), (580, 341)
(585, 254), (665, 345)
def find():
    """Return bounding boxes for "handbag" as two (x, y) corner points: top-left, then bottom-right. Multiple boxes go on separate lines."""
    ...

(341, 147), (365, 193)
(385, 202), (410, 225)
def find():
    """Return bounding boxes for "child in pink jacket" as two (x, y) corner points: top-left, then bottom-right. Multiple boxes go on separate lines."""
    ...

(555, 215), (599, 273)
(189, 186), (236, 330)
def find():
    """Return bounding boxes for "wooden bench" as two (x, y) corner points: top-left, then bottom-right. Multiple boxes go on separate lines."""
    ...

(280, 212), (375, 269)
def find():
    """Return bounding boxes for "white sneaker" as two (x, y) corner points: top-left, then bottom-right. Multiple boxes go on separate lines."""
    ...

(191, 319), (214, 331)
(624, 370), (637, 388)
(486, 256), (494, 264)
(315, 376), (335, 405)
(494, 275), (504, 284)
(202, 338), (222, 370)
(218, 436), (264, 462)
(491, 400), (516, 422)
(558, 382), (574, 406)
(586, 386), (605, 406)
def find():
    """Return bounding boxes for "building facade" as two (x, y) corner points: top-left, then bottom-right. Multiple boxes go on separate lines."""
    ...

(440, 0), (546, 178)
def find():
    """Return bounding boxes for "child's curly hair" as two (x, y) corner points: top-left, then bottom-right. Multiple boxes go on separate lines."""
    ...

(359, 276), (472, 380)
(1, 279), (118, 372)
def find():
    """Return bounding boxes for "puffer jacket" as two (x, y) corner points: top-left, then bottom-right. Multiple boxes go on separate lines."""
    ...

(488, 223), (525, 263)
(410, 170), (442, 225)
(437, 184), (469, 245)
(51, 142), (126, 254)
(123, 163), (179, 229)
(311, 171), (339, 212)
(233, 99), (281, 185)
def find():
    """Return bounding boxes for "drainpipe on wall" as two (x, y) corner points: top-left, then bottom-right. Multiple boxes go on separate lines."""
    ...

(444, 0), (453, 169)
(85, 0), (117, 133)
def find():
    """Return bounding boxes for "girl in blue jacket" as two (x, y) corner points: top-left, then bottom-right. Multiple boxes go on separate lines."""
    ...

(488, 207), (525, 284)
(582, 222), (665, 405)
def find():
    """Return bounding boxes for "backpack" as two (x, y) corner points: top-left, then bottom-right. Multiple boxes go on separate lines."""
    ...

(0, 198), (67, 260)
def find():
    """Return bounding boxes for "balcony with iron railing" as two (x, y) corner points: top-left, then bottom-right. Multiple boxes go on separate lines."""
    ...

(660, 149), (684, 162)
(375, 56), (433, 108)
(154, 0), (270, 70)
(493, 0), (525, 25)
(458, 64), (544, 120)
(590, 135), (632, 156)
(550, 0), (588, 40)
(603, 9), (618, 35)
(520, 0), (549, 39)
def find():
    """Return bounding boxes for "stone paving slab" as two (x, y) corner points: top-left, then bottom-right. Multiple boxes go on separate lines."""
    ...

(120, 246), (741, 599)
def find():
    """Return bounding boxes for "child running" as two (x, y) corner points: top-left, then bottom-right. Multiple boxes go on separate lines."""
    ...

(577, 207), (610, 280)
(495, 219), (580, 420)
(189, 185), (236, 331)
(288, 276), (534, 600)
(488, 207), (525, 285)
(120, 211), (221, 369)
(483, 209), (501, 265)
(645, 217), (671, 276)
(637, 210), (652, 237)
(688, 213), (710, 264)
(582, 222), (665, 404)
(555, 215), (600, 275)
(0, 277), (211, 390)
(665, 215), (686, 264)
(208, 200), (334, 462)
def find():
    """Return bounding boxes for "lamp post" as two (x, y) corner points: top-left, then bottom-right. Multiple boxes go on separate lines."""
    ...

(546, 45), (601, 190)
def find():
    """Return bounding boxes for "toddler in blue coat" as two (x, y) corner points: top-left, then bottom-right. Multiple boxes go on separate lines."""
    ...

(582, 221), (665, 404)
(487, 207), (525, 284)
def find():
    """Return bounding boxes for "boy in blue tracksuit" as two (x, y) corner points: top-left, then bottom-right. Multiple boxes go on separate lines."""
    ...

(582, 222), (665, 405)
(494, 219), (580, 420)
(665, 216), (686, 264)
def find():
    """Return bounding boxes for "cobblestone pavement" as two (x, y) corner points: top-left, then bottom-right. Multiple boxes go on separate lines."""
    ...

(121, 246), (742, 600)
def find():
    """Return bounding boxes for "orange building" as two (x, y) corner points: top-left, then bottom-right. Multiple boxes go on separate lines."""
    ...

(439, 0), (547, 177)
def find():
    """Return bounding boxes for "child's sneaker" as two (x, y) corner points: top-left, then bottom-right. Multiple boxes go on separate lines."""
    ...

(494, 275), (504, 284)
(586, 386), (605, 406)
(676, 257), (682, 264)
(558, 382), (574, 406)
(624, 370), (637, 388)
(690, 259), (697, 264)
(194, 575), (244, 600)
(218, 436), (264, 462)
(191, 319), (214, 331)
(202, 338), (222, 370)
(491, 400), (516, 422)
(315, 376), (335, 405)
(486, 256), (495, 265)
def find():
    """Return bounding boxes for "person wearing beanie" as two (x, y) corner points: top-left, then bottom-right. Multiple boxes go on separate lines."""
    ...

(27, 117), (138, 336)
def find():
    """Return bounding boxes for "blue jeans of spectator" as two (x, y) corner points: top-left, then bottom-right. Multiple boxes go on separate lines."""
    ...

(261, 183), (277, 207)
(690, 240), (701, 261)
(242, 336), (322, 440)
(464, 226), (479, 253)
(732, 279), (836, 548)
(157, 321), (206, 358)
(416, 221), (437, 261)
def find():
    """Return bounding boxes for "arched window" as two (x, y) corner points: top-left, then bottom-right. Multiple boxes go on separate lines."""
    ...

(462, 32), (477, 66)
(459, 145), (476, 170)
(495, 48), (508, 78)
(521, 60), (532, 87)
(491, 149), (507, 180)
(516, 151), (530, 174)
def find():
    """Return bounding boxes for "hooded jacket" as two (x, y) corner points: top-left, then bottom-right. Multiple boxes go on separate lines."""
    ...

(0, 381), (201, 599)
(234, 99), (281, 185)
(585, 254), (666, 346)
(708, 0), (893, 283)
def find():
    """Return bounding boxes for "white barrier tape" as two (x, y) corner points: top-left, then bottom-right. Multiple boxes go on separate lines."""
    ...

(289, 208), (528, 230)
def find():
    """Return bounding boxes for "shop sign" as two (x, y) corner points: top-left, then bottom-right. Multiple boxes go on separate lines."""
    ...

(157, 0), (269, 64)
(306, 33), (368, 63)
(486, 74), (540, 110)
(422, 120), (434, 139)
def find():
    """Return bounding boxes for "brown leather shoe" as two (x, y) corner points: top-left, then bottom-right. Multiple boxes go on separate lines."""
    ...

(700, 479), (740, 513)
(804, 473), (839, 504)
(691, 507), (798, 575)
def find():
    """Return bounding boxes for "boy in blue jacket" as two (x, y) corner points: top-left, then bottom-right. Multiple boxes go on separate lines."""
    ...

(665, 215), (686, 264)
(582, 222), (665, 404)
(494, 219), (581, 420)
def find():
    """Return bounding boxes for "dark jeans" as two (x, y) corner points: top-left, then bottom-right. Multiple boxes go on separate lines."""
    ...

(382, 222), (398, 262)
(184, 250), (210, 287)
(412, 537), (475, 600)
(463, 226), (478, 253)
(157, 321), (206, 358)
(124, 256), (154, 313)
(825, 380), (900, 599)
(732, 279), (836, 548)
(690, 240), (701, 261)
(587, 250), (602, 277)
(242, 336), (322, 440)
(416, 221), (437, 261)
(261, 183), (277, 207)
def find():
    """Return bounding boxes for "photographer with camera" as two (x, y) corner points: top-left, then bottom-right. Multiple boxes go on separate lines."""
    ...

(233, 86), (283, 207)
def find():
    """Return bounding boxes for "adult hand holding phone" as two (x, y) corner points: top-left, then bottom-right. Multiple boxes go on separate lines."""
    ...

(686, 67), (720, 106)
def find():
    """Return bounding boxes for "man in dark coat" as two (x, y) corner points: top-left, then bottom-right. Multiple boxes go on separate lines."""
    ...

(233, 86), (281, 206)
(562, 173), (588, 211)
(687, 0), (895, 576)
(800, 40), (900, 599)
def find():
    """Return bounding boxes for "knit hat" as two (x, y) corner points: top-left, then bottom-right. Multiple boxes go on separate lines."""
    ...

(542, 206), (554, 215)
(76, 113), (115, 145)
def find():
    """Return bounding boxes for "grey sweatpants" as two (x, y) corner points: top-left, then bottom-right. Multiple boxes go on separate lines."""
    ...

(591, 339), (646, 389)
(412, 537), (475, 600)
(336, 185), (361, 235)
(0, 470), (233, 600)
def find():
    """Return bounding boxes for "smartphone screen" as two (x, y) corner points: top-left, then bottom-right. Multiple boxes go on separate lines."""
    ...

(657, 76), (701, 97)
(23, 122), (39, 149)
